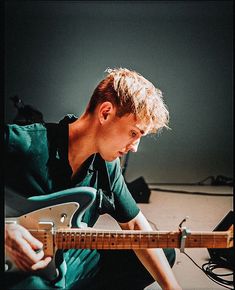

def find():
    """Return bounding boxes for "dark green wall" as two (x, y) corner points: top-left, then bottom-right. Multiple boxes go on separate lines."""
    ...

(5, 1), (233, 183)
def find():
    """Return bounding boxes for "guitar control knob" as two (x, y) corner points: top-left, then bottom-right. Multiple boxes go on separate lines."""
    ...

(5, 260), (13, 271)
(60, 213), (67, 223)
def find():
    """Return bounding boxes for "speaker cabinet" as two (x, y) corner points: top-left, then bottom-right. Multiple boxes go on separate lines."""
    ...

(208, 210), (234, 269)
(126, 176), (151, 203)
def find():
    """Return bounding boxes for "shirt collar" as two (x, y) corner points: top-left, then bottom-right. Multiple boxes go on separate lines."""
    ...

(57, 114), (97, 180)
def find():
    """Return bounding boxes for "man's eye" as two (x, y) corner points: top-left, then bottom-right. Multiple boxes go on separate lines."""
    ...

(131, 131), (137, 138)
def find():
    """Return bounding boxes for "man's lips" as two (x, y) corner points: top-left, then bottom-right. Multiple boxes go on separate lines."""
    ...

(118, 151), (127, 157)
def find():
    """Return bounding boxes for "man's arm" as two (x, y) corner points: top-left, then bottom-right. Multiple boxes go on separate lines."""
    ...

(119, 211), (182, 290)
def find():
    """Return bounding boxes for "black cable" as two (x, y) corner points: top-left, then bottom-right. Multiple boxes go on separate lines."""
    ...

(148, 182), (205, 186)
(146, 217), (234, 288)
(148, 175), (233, 196)
(149, 187), (233, 196)
(183, 251), (234, 289)
(147, 219), (158, 230)
(148, 175), (233, 186)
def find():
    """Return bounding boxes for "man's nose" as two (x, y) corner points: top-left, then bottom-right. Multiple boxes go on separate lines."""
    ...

(127, 139), (140, 153)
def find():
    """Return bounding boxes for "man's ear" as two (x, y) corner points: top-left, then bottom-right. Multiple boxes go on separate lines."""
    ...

(98, 102), (115, 124)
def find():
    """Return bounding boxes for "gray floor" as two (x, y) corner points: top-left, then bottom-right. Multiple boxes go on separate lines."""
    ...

(94, 185), (233, 290)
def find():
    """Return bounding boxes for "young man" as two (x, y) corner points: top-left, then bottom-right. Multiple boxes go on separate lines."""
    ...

(5, 68), (182, 290)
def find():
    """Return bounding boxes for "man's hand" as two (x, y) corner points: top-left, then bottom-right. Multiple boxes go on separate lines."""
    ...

(5, 223), (52, 272)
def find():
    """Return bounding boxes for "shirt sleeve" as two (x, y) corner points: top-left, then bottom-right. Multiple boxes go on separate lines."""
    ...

(106, 158), (140, 223)
(4, 124), (32, 154)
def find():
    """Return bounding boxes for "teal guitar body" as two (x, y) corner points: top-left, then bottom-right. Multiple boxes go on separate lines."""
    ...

(5, 186), (97, 288)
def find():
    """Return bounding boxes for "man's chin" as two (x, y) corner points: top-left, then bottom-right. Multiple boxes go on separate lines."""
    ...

(105, 157), (118, 162)
(100, 153), (118, 162)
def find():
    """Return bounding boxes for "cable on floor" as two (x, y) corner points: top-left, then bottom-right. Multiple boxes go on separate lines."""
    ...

(182, 251), (234, 289)
(149, 187), (233, 196)
(148, 175), (233, 186)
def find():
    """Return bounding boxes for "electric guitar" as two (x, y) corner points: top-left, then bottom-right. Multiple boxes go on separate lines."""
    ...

(5, 186), (233, 287)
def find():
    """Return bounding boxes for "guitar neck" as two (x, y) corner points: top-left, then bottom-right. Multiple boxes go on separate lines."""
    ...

(54, 229), (232, 250)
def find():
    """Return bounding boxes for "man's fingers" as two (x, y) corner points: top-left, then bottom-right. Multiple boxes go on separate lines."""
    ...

(21, 227), (43, 250)
(18, 237), (44, 263)
(5, 224), (50, 272)
(31, 256), (52, 271)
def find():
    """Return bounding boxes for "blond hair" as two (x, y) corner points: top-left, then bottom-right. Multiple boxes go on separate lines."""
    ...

(86, 67), (169, 134)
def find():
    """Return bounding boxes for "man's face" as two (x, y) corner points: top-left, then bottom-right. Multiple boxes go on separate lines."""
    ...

(97, 112), (145, 162)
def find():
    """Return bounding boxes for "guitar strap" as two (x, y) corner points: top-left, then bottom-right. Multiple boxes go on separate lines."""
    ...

(95, 154), (116, 216)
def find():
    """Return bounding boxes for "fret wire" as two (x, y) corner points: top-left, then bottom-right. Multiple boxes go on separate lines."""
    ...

(70, 232), (73, 248)
(115, 231), (118, 249)
(96, 231), (98, 249)
(85, 231), (87, 248)
(73, 231), (75, 248)
(83, 231), (86, 248)
(68, 231), (70, 249)
(62, 232), (65, 249)
(89, 232), (92, 248)
(80, 231), (83, 249)
(84, 231), (87, 248)
(108, 232), (111, 249)
(77, 231), (80, 249)
(68, 231), (71, 249)
(85, 231), (88, 248)
(114, 232), (119, 249)
(64, 231), (67, 249)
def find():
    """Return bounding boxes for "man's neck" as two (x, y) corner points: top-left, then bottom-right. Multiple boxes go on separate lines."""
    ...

(68, 114), (97, 176)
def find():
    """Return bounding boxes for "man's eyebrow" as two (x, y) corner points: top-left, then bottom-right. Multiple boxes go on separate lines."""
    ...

(134, 125), (145, 135)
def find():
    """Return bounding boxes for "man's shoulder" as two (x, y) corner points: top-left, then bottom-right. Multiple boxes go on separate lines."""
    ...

(105, 158), (122, 178)
(6, 122), (46, 132)
(94, 154), (122, 178)
(5, 123), (48, 153)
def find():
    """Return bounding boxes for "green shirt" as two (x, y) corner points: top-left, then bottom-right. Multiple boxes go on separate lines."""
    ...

(5, 115), (140, 287)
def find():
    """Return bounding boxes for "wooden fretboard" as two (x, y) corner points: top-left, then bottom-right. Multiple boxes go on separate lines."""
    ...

(53, 229), (233, 250)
